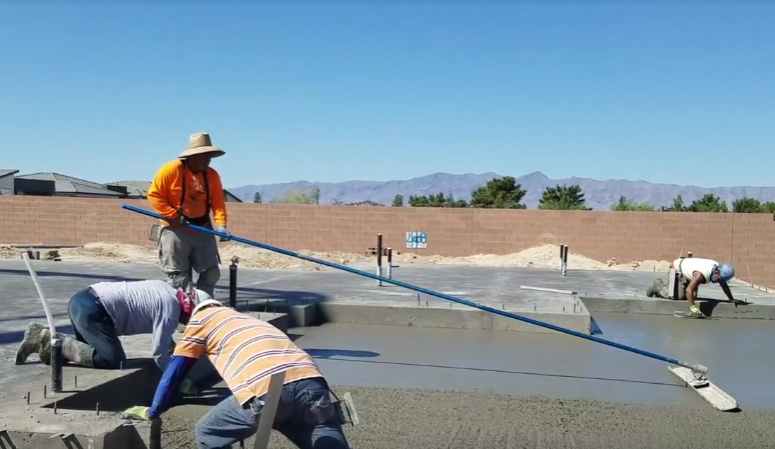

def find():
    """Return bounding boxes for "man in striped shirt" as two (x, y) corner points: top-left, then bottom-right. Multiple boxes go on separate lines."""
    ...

(122, 299), (351, 449)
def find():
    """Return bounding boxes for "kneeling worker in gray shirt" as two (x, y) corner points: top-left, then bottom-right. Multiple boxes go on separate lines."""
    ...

(15, 279), (208, 393)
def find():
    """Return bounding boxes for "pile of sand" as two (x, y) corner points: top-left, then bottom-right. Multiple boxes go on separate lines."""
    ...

(0, 242), (671, 273)
(58, 243), (158, 264)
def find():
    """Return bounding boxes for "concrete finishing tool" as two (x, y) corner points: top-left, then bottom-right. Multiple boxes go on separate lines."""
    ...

(122, 203), (739, 412)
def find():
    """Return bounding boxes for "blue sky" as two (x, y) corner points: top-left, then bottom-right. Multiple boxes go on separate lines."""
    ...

(2, 1), (773, 189)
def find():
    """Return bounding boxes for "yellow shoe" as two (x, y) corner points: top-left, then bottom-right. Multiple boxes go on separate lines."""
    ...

(689, 305), (704, 317)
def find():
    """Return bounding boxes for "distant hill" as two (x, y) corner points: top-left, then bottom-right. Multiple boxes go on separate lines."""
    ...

(228, 172), (775, 210)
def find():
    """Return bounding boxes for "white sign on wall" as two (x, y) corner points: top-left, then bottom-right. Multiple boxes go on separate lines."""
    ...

(406, 231), (428, 249)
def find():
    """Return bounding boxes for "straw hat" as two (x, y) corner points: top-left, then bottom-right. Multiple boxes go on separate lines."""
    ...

(178, 132), (226, 159)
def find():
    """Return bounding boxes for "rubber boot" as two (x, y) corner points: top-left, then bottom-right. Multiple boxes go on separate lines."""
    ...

(15, 322), (51, 365)
(62, 335), (95, 367)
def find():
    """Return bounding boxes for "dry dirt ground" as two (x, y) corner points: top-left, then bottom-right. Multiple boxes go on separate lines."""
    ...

(160, 386), (775, 449)
(0, 242), (671, 272)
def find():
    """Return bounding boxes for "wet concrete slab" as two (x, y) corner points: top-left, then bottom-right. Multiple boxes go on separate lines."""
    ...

(292, 313), (775, 411)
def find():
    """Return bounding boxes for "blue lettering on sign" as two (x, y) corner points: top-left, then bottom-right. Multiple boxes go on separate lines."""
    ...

(405, 232), (428, 248)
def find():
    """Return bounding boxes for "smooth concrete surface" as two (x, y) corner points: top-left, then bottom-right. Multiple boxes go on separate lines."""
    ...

(0, 260), (592, 336)
(290, 314), (775, 411)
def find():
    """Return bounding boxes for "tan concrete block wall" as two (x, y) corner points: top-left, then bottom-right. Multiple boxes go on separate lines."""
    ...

(1, 196), (774, 287)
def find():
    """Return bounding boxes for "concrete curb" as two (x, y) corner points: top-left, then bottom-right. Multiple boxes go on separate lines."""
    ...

(580, 295), (775, 320)
(317, 303), (592, 335)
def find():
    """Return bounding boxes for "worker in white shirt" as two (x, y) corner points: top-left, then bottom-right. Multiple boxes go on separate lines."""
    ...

(646, 257), (737, 317)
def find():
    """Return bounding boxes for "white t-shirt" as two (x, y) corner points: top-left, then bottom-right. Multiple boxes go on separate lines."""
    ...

(672, 257), (719, 284)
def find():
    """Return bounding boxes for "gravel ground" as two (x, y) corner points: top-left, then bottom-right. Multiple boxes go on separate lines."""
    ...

(160, 385), (775, 449)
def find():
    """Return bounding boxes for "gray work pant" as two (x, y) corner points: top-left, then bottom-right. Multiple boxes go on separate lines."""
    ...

(158, 225), (221, 296)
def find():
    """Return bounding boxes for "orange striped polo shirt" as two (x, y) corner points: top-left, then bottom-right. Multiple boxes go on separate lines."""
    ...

(173, 307), (323, 405)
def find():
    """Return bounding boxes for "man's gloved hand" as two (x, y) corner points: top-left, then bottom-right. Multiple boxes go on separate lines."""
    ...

(217, 224), (231, 242)
(123, 405), (151, 421)
(179, 378), (198, 396)
(176, 214), (189, 225)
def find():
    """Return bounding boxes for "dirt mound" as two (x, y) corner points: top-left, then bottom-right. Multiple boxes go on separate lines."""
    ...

(0, 242), (671, 272)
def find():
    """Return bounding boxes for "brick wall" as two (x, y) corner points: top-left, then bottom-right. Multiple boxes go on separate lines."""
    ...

(2, 196), (774, 287)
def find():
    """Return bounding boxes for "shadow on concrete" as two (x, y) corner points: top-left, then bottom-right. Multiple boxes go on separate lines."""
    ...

(311, 353), (682, 388)
(43, 358), (162, 412)
(0, 267), (330, 307)
(590, 317), (603, 335)
(0, 325), (74, 345)
(307, 349), (381, 359)
(179, 386), (233, 407)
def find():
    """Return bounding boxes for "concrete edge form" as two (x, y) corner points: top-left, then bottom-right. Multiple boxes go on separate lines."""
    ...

(316, 303), (592, 335)
(668, 366), (739, 412)
(580, 296), (775, 320)
(0, 312), (289, 449)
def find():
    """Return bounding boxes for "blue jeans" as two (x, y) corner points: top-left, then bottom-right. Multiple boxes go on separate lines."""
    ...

(68, 288), (126, 369)
(195, 376), (350, 449)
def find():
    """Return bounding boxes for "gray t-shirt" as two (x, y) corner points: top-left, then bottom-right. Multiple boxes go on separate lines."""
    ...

(90, 279), (181, 371)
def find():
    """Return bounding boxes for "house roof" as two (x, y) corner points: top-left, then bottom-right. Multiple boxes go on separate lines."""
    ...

(0, 169), (20, 179)
(107, 180), (151, 197)
(17, 172), (124, 197)
(107, 180), (242, 202)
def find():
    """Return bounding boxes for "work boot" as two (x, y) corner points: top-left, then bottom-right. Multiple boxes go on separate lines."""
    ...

(688, 305), (705, 318)
(62, 335), (95, 367)
(15, 322), (51, 365)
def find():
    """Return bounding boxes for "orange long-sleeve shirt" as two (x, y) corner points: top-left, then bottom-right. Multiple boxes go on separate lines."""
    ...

(147, 160), (228, 227)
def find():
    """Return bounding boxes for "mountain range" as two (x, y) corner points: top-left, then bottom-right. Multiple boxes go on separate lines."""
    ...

(228, 172), (775, 210)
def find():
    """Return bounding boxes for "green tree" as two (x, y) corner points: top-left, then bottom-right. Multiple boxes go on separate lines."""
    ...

(732, 197), (762, 213)
(688, 193), (728, 212)
(409, 192), (467, 208)
(610, 195), (654, 211)
(392, 194), (404, 207)
(308, 186), (321, 205)
(761, 202), (775, 214)
(274, 186), (320, 205)
(538, 184), (588, 210)
(469, 176), (527, 209)
(661, 195), (688, 212)
(253, 192), (262, 203)
(331, 197), (344, 205)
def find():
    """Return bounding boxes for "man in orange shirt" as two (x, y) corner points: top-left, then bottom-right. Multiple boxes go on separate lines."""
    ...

(122, 299), (351, 449)
(147, 132), (231, 297)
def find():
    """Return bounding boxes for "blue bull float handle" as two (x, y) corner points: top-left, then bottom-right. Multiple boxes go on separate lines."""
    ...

(122, 203), (708, 375)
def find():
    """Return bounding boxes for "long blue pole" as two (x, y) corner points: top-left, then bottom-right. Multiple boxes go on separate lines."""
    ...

(122, 203), (708, 375)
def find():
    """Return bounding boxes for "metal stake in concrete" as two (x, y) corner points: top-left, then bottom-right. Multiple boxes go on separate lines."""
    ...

(387, 247), (393, 279)
(559, 244), (565, 272)
(376, 234), (383, 286)
(122, 204), (717, 382)
(51, 338), (64, 393)
(562, 245), (569, 276)
(229, 257), (239, 309)
(96, 403), (100, 416)
(43, 385), (47, 399)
